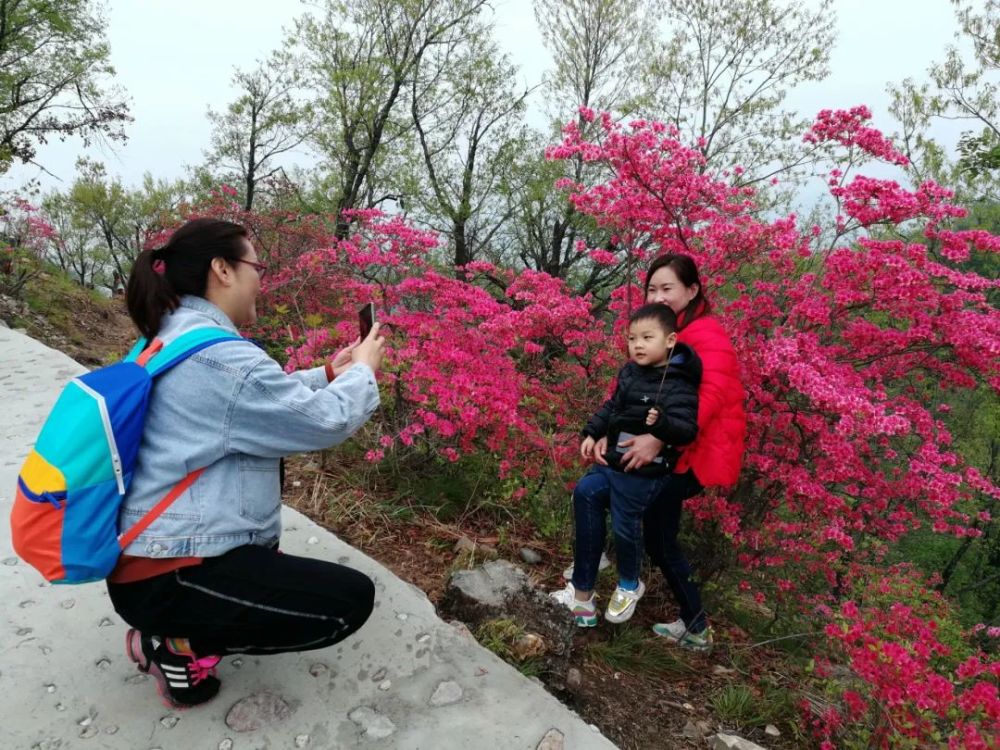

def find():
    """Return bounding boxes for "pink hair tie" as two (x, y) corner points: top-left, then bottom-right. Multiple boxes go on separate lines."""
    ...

(152, 259), (166, 275)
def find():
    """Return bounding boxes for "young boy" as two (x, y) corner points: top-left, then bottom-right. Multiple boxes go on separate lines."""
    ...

(553, 303), (701, 626)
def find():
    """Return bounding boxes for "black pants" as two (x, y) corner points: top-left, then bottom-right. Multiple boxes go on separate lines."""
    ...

(107, 545), (375, 656)
(642, 471), (707, 632)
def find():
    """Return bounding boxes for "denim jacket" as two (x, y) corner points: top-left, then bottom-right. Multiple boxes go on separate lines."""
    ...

(118, 296), (380, 558)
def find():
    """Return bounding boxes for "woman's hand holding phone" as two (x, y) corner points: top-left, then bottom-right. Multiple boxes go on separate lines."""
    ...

(330, 338), (360, 377)
(351, 322), (385, 373)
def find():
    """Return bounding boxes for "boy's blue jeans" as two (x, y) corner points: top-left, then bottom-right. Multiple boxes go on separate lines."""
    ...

(570, 465), (667, 592)
(570, 465), (707, 633)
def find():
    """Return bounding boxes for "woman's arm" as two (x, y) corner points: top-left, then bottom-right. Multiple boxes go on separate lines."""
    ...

(226, 325), (384, 457)
(288, 340), (360, 391)
(226, 357), (381, 457)
(687, 320), (740, 431)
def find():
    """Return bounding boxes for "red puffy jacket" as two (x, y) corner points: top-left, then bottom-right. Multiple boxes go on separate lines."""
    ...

(675, 314), (746, 487)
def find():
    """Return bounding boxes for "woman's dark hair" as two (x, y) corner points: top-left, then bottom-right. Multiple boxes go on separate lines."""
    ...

(126, 218), (249, 339)
(643, 253), (711, 328)
(629, 303), (679, 334)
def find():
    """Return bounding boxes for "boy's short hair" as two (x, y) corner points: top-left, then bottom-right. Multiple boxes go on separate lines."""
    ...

(629, 303), (678, 334)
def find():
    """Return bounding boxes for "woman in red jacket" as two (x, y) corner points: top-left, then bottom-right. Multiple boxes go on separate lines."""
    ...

(615, 253), (746, 650)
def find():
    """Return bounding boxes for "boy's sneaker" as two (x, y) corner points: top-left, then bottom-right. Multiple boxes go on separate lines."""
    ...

(604, 580), (646, 623)
(562, 552), (611, 581)
(550, 584), (599, 627)
(571, 597), (599, 628)
(651, 619), (713, 652)
(126, 629), (221, 708)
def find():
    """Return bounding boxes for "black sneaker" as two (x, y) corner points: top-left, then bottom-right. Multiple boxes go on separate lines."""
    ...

(126, 629), (221, 708)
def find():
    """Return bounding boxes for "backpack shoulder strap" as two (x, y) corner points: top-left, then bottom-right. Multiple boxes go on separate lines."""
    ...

(125, 327), (244, 377)
(116, 326), (243, 553)
(118, 469), (205, 551)
(124, 337), (148, 362)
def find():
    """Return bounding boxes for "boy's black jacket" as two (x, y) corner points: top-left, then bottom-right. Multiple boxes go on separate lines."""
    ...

(582, 342), (702, 477)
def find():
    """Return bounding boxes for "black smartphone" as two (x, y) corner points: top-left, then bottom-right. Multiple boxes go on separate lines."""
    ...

(359, 302), (376, 338)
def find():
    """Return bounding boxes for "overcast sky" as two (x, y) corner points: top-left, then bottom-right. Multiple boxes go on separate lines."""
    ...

(2, 0), (969, 194)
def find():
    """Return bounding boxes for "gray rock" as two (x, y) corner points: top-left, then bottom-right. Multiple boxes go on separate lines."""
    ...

(511, 632), (546, 660)
(710, 733), (769, 750)
(429, 680), (463, 706)
(566, 668), (582, 691)
(454, 535), (497, 557)
(439, 559), (578, 680)
(445, 559), (531, 609)
(520, 547), (543, 565)
(536, 728), (565, 750)
(764, 724), (781, 737)
(224, 692), (293, 732)
(348, 706), (396, 739)
(681, 721), (702, 739)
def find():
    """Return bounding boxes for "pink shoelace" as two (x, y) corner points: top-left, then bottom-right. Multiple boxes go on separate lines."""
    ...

(188, 654), (221, 684)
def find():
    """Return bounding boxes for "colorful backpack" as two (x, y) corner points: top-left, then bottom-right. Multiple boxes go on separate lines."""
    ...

(10, 327), (241, 583)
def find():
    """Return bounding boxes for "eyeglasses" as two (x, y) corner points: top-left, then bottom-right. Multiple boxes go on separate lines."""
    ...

(234, 258), (268, 278)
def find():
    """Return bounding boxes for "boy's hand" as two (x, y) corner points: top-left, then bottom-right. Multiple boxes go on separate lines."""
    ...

(645, 407), (660, 426)
(593, 436), (609, 466)
(580, 435), (596, 460)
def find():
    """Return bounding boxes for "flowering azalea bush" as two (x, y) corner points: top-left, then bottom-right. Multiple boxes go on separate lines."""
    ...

(263, 209), (615, 479)
(813, 568), (999, 749)
(0, 199), (54, 297)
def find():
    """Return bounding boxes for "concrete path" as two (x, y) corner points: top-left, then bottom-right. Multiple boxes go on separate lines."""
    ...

(0, 326), (617, 750)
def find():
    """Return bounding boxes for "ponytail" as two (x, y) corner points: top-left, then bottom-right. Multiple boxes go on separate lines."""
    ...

(126, 247), (179, 340)
(125, 218), (249, 340)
